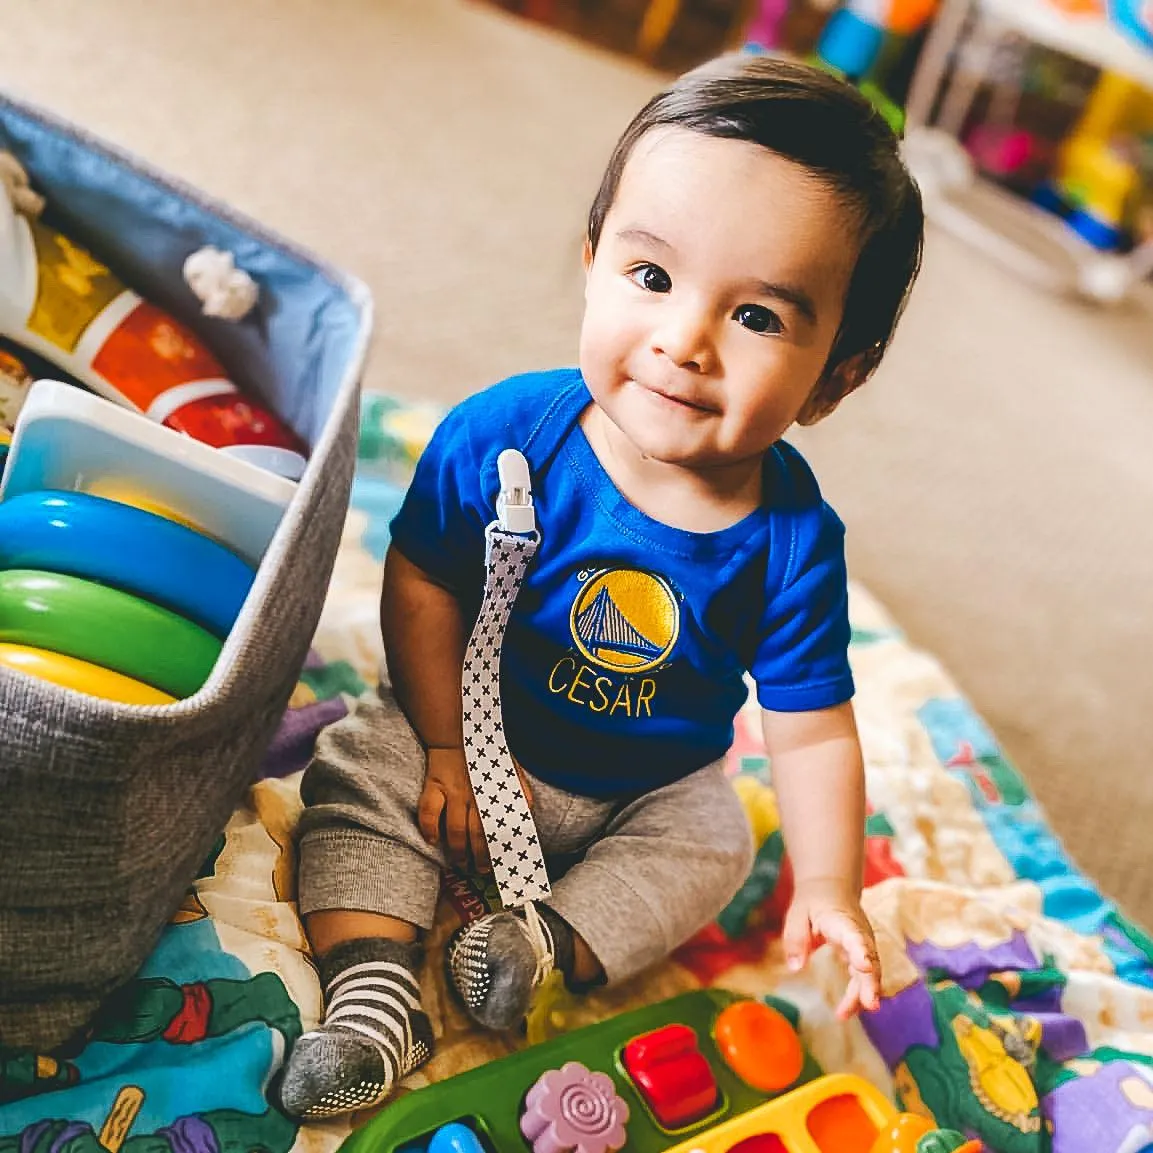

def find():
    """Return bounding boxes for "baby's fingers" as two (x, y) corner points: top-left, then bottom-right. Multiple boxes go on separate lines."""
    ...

(819, 912), (876, 974)
(444, 794), (471, 864)
(836, 971), (869, 1020)
(468, 805), (491, 872)
(418, 782), (445, 846)
(825, 935), (881, 1018)
(857, 966), (882, 1013)
(782, 903), (816, 972)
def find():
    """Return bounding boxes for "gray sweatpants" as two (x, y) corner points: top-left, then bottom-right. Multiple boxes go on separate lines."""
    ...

(297, 684), (755, 983)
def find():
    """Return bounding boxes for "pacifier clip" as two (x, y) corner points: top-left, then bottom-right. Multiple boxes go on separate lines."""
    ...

(460, 449), (551, 908)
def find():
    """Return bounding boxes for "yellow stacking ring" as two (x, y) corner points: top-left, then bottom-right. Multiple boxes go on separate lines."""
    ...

(84, 478), (201, 531)
(0, 642), (176, 705)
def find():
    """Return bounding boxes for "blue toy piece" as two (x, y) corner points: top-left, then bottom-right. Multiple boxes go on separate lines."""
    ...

(816, 8), (887, 78)
(426, 1124), (487, 1153)
(0, 490), (255, 637)
(1112, 0), (1153, 49)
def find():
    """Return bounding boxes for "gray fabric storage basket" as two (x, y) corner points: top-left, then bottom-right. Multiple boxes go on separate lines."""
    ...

(0, 93), (370, 1049)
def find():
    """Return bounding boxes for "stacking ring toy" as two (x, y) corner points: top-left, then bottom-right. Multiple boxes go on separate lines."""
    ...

(83, 478), (201, 531)
(0, 490), (255, 637)
(0, 643), (175, 705)
(0, 570), (222, 698)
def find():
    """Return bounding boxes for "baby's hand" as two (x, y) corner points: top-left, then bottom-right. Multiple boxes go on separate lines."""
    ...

(784, 877), (881, 1020)
(418, 747), (533, 872)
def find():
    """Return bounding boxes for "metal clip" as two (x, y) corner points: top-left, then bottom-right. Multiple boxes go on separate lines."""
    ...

(496, 448), (536, 535)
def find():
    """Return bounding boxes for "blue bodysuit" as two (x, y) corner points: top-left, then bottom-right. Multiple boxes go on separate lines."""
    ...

(390, 368), (854, 798)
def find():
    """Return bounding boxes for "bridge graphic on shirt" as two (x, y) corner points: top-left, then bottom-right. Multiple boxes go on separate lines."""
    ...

(574, 585), (664, 661)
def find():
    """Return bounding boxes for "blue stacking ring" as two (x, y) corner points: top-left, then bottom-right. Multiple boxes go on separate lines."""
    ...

(0, 490), (255, 638)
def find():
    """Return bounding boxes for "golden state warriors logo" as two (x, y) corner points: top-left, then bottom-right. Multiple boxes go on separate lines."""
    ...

(569, 568), (679, 674)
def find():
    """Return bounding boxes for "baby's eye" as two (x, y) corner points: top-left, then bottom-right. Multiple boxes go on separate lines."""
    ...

(628, 263), (672, 293)
(733, 303), (783, 335)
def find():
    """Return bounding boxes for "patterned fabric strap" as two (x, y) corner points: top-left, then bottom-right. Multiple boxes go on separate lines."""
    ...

(461, 521), (551, 907)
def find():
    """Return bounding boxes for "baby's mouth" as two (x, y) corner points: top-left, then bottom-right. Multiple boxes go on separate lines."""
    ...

(636, 380), (717, 414)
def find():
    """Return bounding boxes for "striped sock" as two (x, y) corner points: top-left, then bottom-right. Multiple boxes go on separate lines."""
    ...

(277, 937), (433, 1119)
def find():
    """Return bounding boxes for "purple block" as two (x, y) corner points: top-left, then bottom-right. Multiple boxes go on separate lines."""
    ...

(520, 1062), (629, 1153)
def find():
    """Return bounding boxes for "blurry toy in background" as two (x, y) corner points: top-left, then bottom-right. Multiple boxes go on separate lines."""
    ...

(953, 36), (1053, 192)
(0, 151), (307, 478)
(1033, 69), (1153, 250)
(960, 40), (1111, 198)
(744, 0), (792, 50)
(811, 0), (943, 130)
(357, 392), (443, 486)
(1112, 0), (1153, 50)
(815, 1), (943, 82)
(964, 122), (1046, 181)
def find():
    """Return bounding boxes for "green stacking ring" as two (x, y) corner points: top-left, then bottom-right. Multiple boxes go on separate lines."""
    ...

(0, 570), (222, 699)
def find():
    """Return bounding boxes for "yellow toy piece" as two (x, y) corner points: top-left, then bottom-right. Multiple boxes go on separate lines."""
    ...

(524, 969), (583, 1046)
(661, 1072), (895, 1151)
(661, 1071), (981, 1153)
(868, 1113), (936, 1152)
(732, 773), (780, 848)
(84, 477), (201, 532)
(0, 642), (176, 705)
(1054, 70), (1153, 240)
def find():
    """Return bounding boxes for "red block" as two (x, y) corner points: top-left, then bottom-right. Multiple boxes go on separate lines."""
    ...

(621, 1023), (718, 1130)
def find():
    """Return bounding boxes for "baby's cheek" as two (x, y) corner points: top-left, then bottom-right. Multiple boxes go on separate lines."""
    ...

(580, 318), (623, 384)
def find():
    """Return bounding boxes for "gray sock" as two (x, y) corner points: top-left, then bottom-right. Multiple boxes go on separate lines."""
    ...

(446, 903), (574, 1031)
(277, 937), (433, 1119)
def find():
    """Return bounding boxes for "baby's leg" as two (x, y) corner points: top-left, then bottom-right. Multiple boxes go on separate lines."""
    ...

(446, 763), (754, 1027)
(547, 761), (755, 984)
(280, 683), (442, 1119)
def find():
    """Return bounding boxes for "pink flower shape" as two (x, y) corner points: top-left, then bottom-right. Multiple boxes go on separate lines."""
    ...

(520, 1061), (630, 1153)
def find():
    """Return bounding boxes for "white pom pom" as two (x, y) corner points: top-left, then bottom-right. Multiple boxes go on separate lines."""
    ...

(0, 151), (44, 218)
(182, 246), (259, 320)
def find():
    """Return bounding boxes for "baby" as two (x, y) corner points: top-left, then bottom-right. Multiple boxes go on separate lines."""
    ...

(278, 52), (923, 1119)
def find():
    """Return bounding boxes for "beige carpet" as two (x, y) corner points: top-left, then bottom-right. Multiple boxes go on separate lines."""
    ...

(3, 0), (1152, 925)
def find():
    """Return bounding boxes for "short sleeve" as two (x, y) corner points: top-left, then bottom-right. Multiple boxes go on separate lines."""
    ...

(750, 502), (854, 712)
(388, 403), (490, 594)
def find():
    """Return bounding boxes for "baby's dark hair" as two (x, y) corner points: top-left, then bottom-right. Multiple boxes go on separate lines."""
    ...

(587, 54), (924, 423)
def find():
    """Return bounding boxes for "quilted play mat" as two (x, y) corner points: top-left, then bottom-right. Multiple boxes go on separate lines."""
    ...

(2, 394), (1153, 1153)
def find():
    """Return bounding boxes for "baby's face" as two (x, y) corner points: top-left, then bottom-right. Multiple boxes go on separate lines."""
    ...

(580, 127), (860, 470)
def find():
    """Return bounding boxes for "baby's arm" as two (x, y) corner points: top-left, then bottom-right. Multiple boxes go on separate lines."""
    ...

(381, 546), (467, 752)
(382, 546), (482, 868)
(762, 701), (880, 1018)
(382, 546), (533, 870)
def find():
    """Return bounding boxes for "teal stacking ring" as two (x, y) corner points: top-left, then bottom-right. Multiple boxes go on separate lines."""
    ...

(0, 490), (254, 637)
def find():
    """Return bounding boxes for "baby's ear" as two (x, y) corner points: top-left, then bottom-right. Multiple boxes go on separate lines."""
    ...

(582, 237), (594, 274)
(797, 348), (877, 426)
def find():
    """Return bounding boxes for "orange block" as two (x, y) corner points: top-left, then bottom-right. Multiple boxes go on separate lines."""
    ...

(887, 0), (941, 34)
(714, 1000), (805, 1093)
